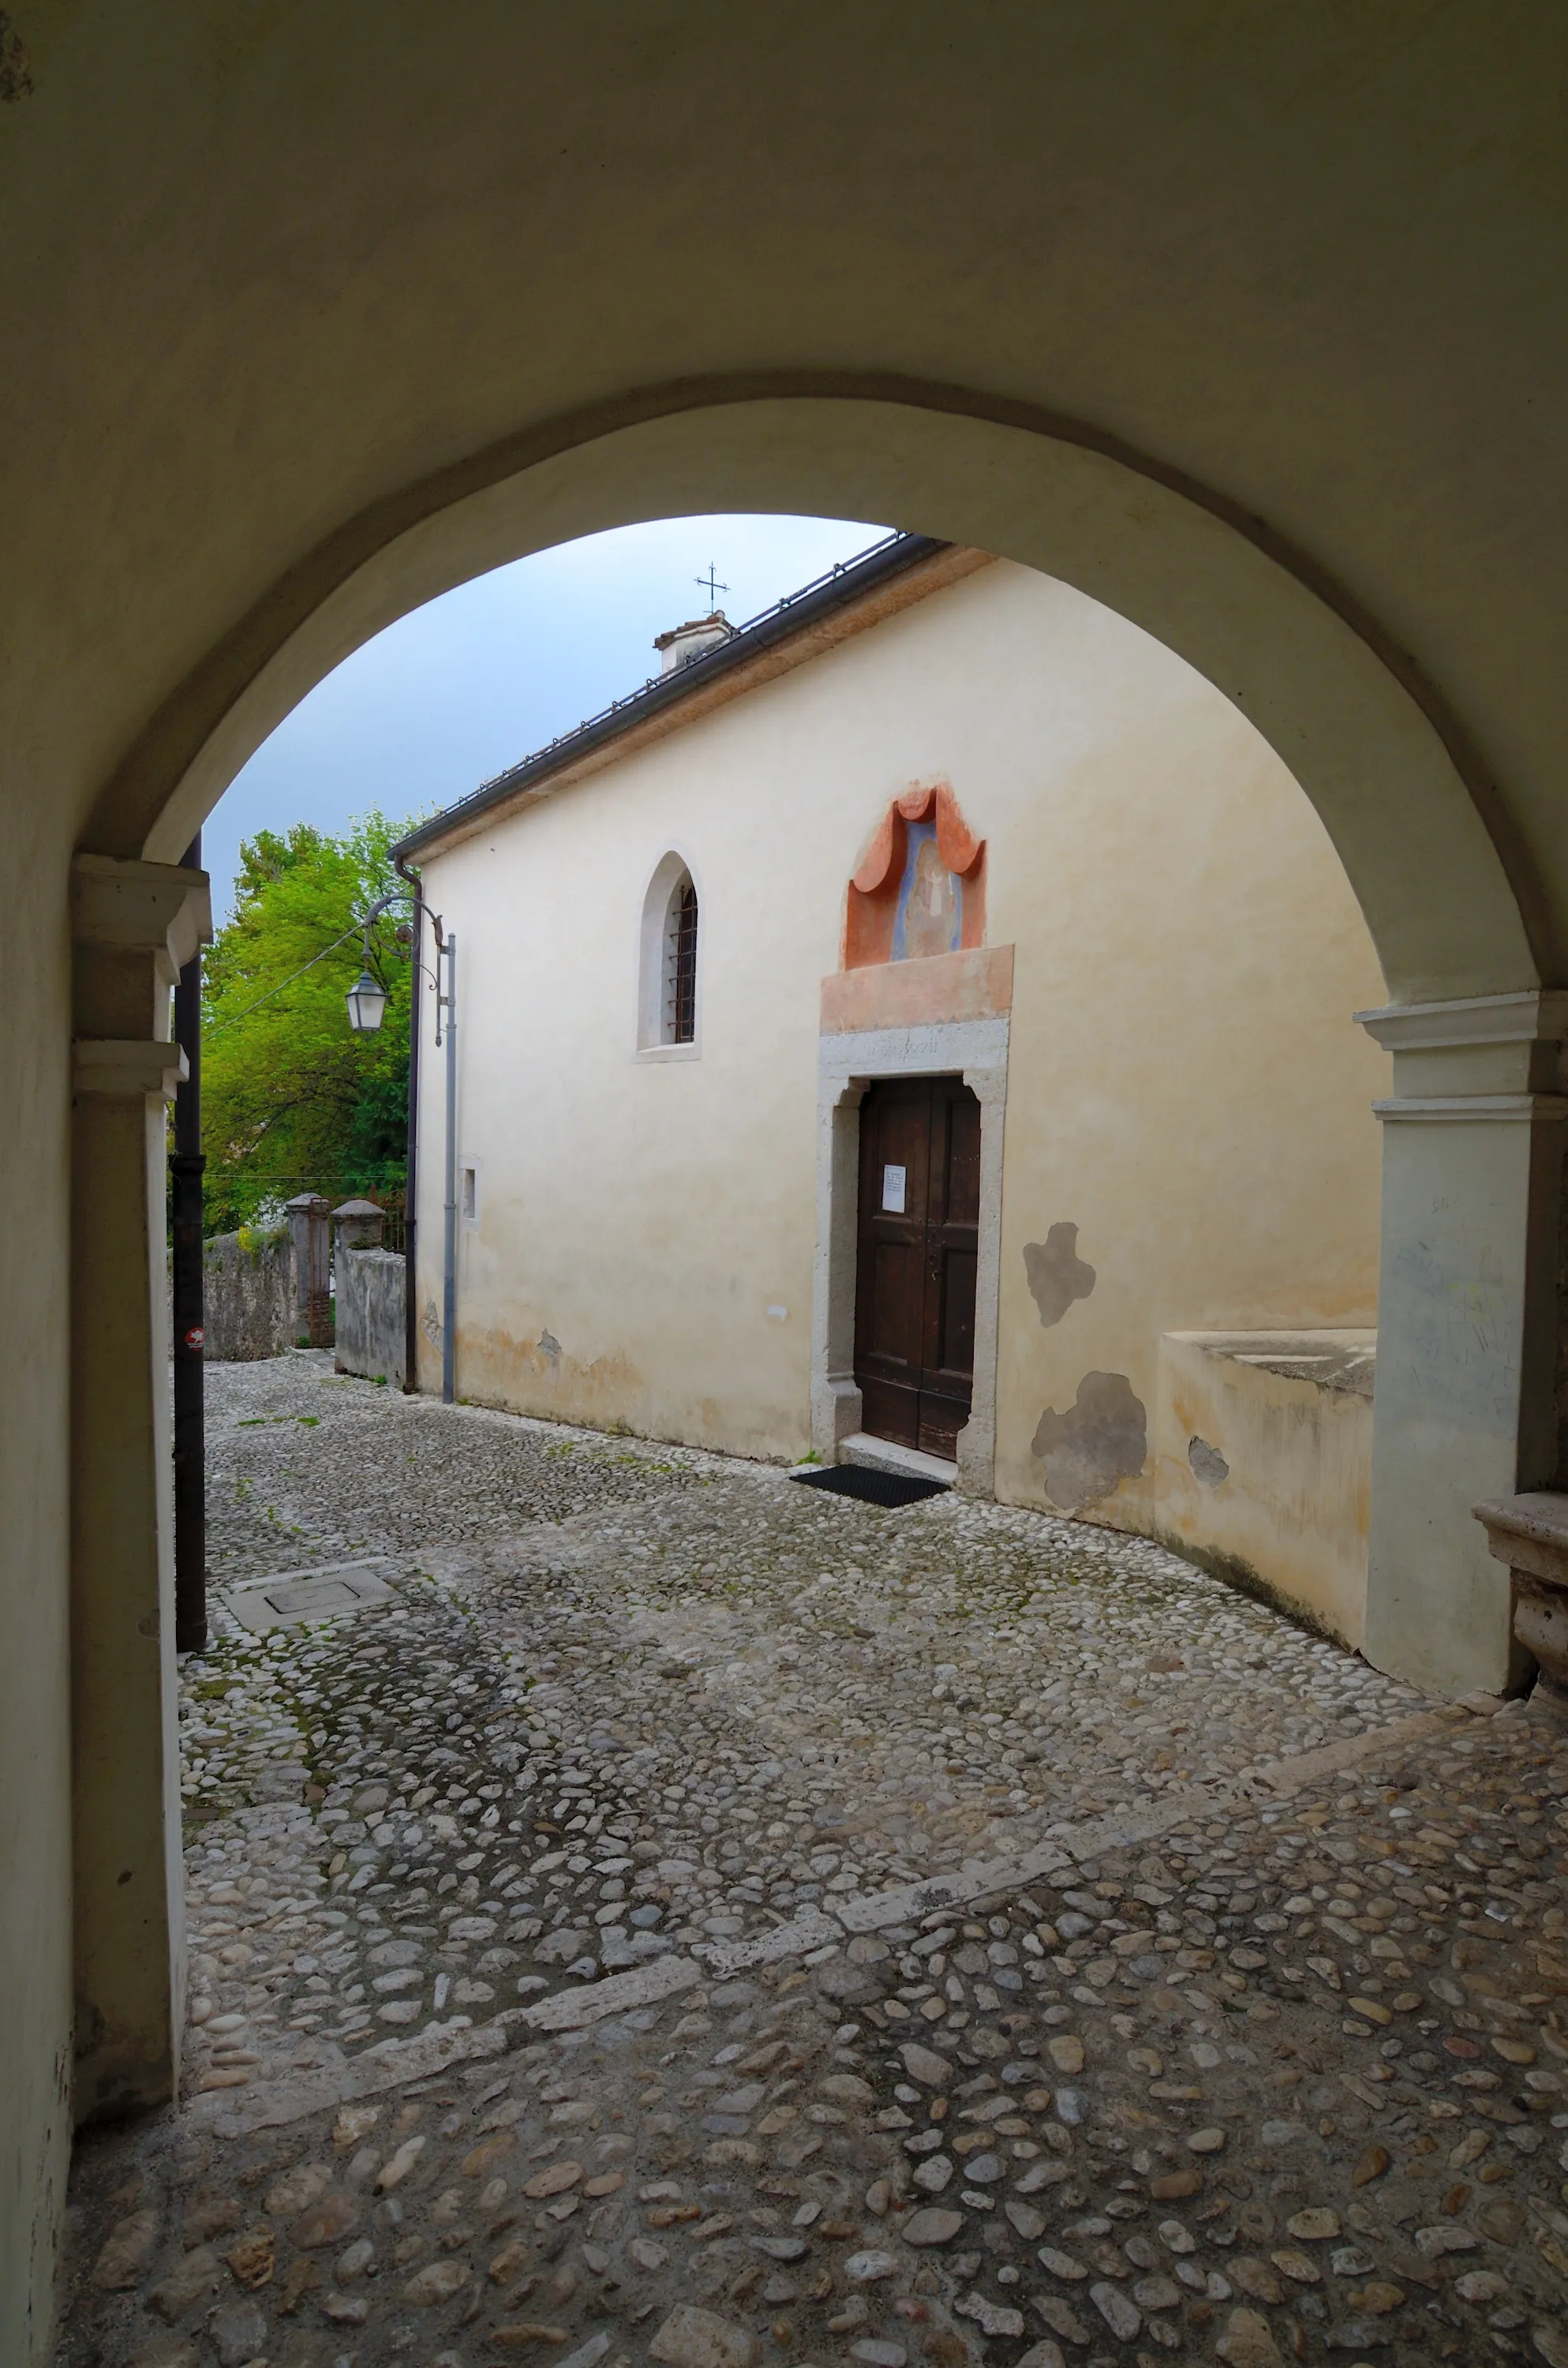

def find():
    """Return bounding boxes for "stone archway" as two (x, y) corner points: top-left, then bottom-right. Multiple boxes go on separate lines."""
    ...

(92, 383), (1562, 1712)
(85, 377), (1555, 1695)
(12, 13), (1568, 2349)
(90, 380), (1548, 1677)
(103, 382), (1531, 1008)
(63, 392), (1562, 2182)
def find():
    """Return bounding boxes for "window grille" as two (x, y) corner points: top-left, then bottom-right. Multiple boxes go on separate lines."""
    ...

(664, 876), (698, 1043)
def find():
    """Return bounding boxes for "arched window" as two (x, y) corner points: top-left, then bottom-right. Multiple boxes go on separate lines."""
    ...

(637, 852), (702, 1054)
(664, 874), (698, 1043)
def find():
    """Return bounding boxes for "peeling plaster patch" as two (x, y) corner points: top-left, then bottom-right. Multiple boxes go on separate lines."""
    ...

(1188, 1434), (1230, 1489)
(1023, 1223), (1095, 1328)
(538, 1329), (563, 1369)
(421, 1298), (442, 1347)
(1031, 1371), (1147, 1512)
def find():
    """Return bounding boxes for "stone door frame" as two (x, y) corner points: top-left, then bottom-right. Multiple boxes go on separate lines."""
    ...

(811, 1015), (1009, 1494)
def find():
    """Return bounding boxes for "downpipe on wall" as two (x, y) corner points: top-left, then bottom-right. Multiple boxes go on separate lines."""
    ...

(171, 830), (207, 1652)
(441, 931), (458, 1406)
(395, 855), (422, 1397)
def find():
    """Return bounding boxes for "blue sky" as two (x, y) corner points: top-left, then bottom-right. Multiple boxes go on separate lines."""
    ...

(207, 513), (891, 920)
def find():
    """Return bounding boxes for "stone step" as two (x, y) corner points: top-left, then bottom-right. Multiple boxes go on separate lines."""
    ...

(836, 1430), (956, 1486)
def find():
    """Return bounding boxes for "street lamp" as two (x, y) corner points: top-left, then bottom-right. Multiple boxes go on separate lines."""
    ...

(346, 886), (458, 1407)
(345, 967), (388, 1033)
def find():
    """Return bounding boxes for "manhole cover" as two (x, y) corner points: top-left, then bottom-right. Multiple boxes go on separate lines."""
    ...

(790, 1464), (949, 1508)
(224, 1559), (394, 1631)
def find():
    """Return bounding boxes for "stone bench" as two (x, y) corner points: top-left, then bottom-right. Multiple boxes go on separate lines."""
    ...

(1474, 1490), (1568, 1715)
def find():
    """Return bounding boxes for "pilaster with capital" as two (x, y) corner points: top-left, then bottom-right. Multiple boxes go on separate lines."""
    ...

(1357, 991), (1568, 1697)
(70, 852), (209, 2122)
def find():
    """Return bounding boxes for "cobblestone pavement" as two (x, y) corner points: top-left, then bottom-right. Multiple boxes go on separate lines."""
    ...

(58, 1354), (1568, 2368)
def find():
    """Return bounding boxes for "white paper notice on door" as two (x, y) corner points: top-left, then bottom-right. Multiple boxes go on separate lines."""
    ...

(881, 1163), (907, 1214)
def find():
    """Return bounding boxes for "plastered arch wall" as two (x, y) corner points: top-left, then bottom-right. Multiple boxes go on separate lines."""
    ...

(111, 387), (1534, 1009)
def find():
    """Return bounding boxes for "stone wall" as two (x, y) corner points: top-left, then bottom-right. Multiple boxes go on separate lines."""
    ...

(335, 1247), (406, 1385)
(201, 1228), (296, 1362)
(1154, 1329), (1377, 1648)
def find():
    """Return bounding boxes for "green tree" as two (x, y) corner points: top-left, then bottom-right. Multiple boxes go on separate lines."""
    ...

(200, 812), (419, 1234)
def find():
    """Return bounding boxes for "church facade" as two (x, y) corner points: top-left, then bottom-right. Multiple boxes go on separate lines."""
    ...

(399, 534), (1390, 1643)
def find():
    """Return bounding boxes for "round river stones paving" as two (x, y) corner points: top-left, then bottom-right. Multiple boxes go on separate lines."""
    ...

(53, 1354), (1568, 2366)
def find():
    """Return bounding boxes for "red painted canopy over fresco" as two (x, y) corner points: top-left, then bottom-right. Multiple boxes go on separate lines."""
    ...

(845, 781), (987, 969)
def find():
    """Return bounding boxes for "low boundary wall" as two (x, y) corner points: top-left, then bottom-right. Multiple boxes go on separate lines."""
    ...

(335, 1248), (406, 1386)
(201, 1229), (295, 1362)
(1154, 1329), (1376, 1647)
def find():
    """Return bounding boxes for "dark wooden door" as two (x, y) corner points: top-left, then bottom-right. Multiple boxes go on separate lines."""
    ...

(854, 1076), (981, 1459)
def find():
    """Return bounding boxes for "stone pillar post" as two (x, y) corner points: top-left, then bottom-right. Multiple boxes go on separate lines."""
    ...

(285, 1192), (332, 1346)
(1358, 991), (1568, 1698)
(331, 1197), (386, 1253)
(331, 1200), (386, 1379)
(70, 852), (210, 2122)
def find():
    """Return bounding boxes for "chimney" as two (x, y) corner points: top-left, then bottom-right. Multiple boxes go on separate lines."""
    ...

(653, 613), (734, 676)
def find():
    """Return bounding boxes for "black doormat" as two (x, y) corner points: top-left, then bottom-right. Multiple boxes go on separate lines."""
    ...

(790, 1463), (949, 1508)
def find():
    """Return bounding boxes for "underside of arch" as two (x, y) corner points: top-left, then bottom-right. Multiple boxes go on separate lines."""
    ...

(106, 379), (1537, 1006)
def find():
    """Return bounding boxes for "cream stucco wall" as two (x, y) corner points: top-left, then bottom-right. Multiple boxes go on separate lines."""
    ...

(414, 559), (1390, 1513)
(986, 600), (1391, 1523)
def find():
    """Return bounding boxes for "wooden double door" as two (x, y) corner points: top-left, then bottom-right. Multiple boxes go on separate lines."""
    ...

(854, 1076), (981, 1460)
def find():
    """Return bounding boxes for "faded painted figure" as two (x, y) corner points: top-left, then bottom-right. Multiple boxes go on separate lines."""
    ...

(900, 826), (960, 959)
(398, 533), (1388, 1647)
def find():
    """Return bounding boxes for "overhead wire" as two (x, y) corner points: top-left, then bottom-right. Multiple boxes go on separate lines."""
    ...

(203, 923), (366, 1036)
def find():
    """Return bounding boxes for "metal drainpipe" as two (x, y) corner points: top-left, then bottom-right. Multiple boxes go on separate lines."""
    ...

(442, 931), (458, 1405)
(171, 830), (208, 1652)
(395, 852), (421, 1396)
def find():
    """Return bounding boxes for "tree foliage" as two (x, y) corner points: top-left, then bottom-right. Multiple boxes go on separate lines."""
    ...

(200, 813), (418, 1234)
